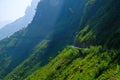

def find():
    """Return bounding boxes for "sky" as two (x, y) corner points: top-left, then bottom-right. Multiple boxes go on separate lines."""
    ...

(0, 0), (32, 22)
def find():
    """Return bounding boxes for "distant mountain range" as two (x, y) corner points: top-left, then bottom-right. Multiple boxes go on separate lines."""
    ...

(0, 21), (11, 29)
(0, 0), (40, 40)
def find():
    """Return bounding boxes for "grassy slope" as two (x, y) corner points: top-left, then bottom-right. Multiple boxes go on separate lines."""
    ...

(26, 46), (119, 80)
(4, 40), (49, 80)
(25, 0), (120, 80)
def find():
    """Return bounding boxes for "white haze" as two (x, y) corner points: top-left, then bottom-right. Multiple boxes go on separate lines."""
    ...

(0, 0), (32, 22)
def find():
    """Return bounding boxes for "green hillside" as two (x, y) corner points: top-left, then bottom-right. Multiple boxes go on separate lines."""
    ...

(0, 0), (120, 80)
(26, 46), (119, 80)
(24, 0), (120, 79)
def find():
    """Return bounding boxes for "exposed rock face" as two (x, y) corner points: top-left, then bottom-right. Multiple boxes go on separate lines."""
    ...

(0, 0), (39, 40)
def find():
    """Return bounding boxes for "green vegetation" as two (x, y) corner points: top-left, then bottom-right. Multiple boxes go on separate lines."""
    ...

(74, 25), (96, 46)
(0, 0), (119, 80)
(26, 46), (79, 80)
(26, 46), (119, 80)
(4, 40), (49, 80)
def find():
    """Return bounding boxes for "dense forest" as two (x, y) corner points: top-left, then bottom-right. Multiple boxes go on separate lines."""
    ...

(0, 0), (120, 80)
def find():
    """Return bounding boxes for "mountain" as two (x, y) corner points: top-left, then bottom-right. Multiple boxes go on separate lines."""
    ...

(0, 0), (120, 80)
(0, 0), (66, 79)
(0, 0), (40, 40)
(0, 21), (11, 29)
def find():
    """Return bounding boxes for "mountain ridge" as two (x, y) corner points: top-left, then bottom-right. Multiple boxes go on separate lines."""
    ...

(0, 0), (39, 40)
(0, 0), (119, 80)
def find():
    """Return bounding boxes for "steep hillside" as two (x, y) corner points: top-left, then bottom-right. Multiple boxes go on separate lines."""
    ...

(24, 0), (120, 80)
(0, 0), (39, 40)
(75, 0), (120, 49)
(0, 0), (120, 80)
(26, 46), (119, 80)
(2, 0), (88, 79)
(0, 0), (88, 79)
